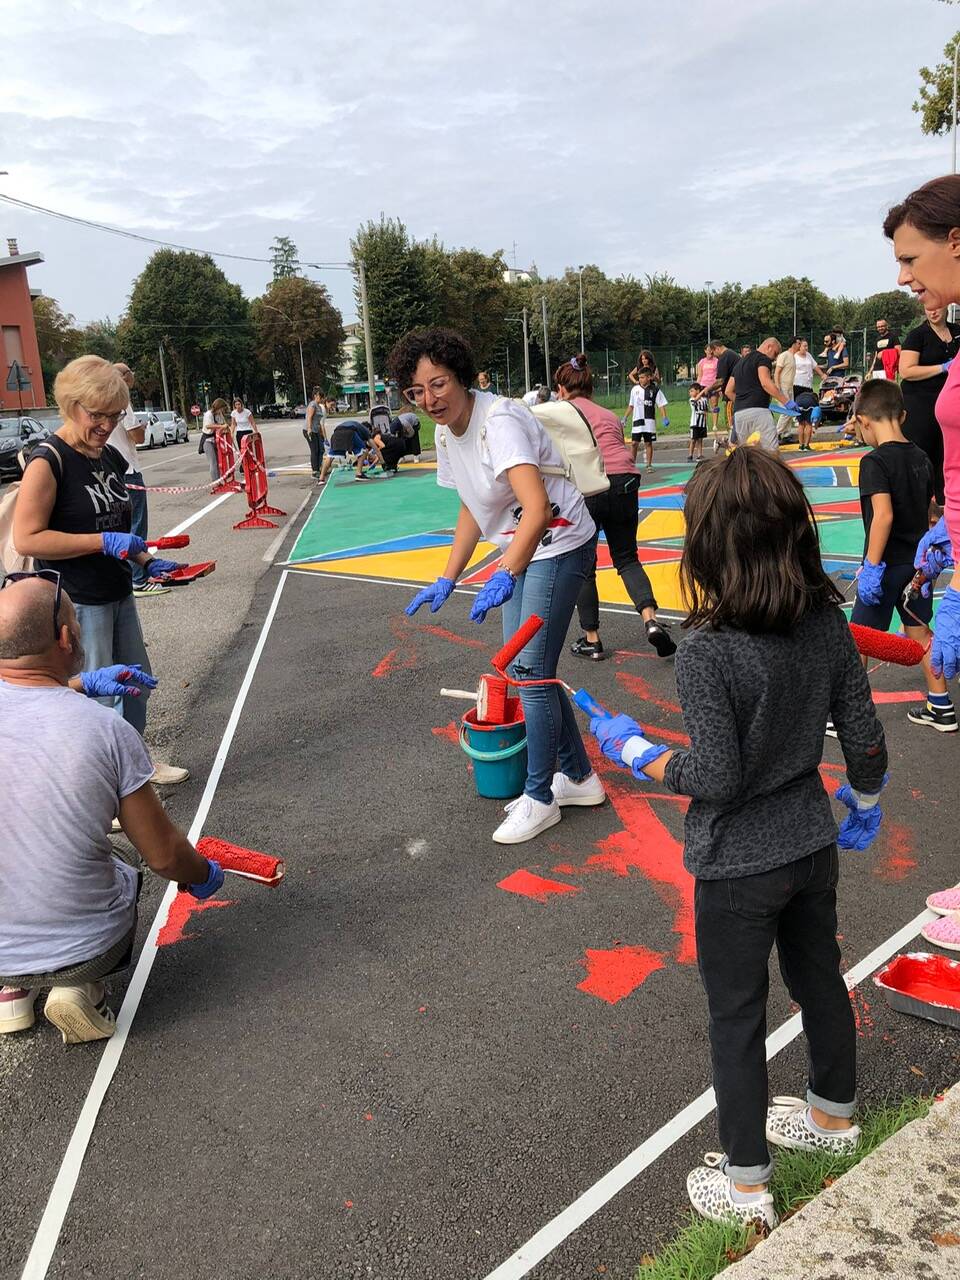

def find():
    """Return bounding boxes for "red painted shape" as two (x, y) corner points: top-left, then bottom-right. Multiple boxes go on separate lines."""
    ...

(576, 944), (666, 1003)
(640, 721), (690, 745)
(372, 647), (400, 677)
(873, 821), (918, 882)
(849, 987), (874, 1039)
(498, 868), (581, 902)
(818, 764), (842, 797)
(156, 892), (235, 947)
(432, 720), (461, 745)
(873, 691), (925, 704)
(616, 671), (682, 716)
(595, 544), (680, 569)
(816, 501), (862, 516)
(417, 622), (488, 651)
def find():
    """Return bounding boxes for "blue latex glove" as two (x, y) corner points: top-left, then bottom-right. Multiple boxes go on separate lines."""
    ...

(80, 664), (158, 698)
(914, 516), (954, 583)
(404, 576), (455, 616)
(629, 742), (672, 779)
(101, 531), (148, 560)
(943, 360), (954, 372)
(470, 569), (515, 624)
(931, 586), (960, 681)
(184, 859), (225, 900)
(661, 417), (670, 428)
(783, 399), (800, 414)
(856, 559), (886, 606)
(836, 783), (884, 852)
(811, 406), (822, 425)
(146, 557), (185, 577)
(590, 713), (645, 768)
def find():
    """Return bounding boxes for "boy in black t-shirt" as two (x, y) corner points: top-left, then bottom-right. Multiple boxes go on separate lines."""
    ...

(850, 380), (956, 732)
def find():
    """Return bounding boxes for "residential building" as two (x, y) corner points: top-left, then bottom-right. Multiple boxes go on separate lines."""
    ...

(0, 240), (46, 411)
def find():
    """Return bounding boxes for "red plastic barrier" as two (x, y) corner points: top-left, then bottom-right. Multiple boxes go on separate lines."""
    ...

(213, 431), (242, 494)
(234, 434), (287, 530)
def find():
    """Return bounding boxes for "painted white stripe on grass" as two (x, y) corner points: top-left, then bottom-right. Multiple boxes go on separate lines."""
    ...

(20, 570), (291, 1280)
(482, 904), (937, 1280)
(262, 492), (313, 563)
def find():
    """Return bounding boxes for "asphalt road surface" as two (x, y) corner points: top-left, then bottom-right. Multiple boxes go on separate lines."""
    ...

(3, 426), (959, 1280)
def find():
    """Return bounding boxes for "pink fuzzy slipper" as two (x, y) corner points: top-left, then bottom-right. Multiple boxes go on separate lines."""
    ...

(926, 886), (960, 916)
(921, 912), (960, 952)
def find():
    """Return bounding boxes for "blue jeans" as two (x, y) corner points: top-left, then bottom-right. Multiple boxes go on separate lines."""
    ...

(127, 471), (148, 588)
(74, 595), (152, 736)
(500, 536), (597, 803)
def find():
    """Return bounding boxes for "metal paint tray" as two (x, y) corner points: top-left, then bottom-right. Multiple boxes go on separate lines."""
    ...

(873, 951), (960, 1030)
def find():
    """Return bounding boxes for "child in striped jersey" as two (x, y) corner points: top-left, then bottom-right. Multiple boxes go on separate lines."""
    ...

(688, 382), (709, 462)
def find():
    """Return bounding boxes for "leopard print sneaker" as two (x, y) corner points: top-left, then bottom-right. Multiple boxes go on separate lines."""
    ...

(765, 1096), (860, 1153)
(686, 1153), (778, 1230)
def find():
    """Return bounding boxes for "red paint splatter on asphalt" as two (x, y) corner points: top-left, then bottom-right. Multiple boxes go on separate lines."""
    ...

(416, 622), (488, 651)
(615, 671), (682, 717)
(640, 721), (690, 745)
(819, 765), (843, 797)
(613, 649), (656, 663)
(498, 869), (581, 902)
(432, 720), (461, 744)
(372, 646), (420, 678)
(849, 988), (874, 1038)
(156, 892), (235, 947)
(873, 821), (918, 882)
(576, 945), (666, 1003)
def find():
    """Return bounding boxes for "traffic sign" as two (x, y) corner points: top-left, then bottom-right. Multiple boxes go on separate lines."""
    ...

(191, 404), (201, 416)
(6, 360), (31, 392)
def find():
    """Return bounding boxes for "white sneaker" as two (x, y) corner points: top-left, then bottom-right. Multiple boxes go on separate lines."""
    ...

(551, 771), (606, 807)
(44, 982), (116, 1044)
(686, 1154), (778, 1231)
(151, 763), (189, 785)
(765, 1096), (860, 1154)
(492, 794), (561, 844)
(0, 986), (40, 1034)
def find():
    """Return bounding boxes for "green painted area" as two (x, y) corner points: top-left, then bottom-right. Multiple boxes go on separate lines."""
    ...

(288, 471), (460, 562)
(818, 518), (864, 556)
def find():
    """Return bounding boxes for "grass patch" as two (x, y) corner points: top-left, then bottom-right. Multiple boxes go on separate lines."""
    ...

(636, 1094), (932, 1280)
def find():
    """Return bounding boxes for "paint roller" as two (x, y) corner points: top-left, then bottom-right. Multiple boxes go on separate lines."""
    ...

(118, 535), (191, 560)
(196, 836), (284, 887)
(849, 623), (926, 667)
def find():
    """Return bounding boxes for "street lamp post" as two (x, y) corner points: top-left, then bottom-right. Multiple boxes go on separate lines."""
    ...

(705, 280), (713, 345)
(577, 266), (585, 353)
(262, 304), (308, 411)
(541, 295), (550, 386)
(793, 288), (798, 335)
(953, 37), (959, 174)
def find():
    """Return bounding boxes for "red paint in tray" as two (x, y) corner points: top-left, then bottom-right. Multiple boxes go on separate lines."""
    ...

(874, 952), (960, 1013)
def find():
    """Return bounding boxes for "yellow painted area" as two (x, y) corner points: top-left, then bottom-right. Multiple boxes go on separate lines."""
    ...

(637, 509), (686, 539)
(295, 541), (495, 583)
(596, 560), (686, 611)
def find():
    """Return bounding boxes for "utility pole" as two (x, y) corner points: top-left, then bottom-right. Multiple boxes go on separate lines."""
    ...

(792, 289), (798, 335)
(522, 306), (531, 394)
(358, 259), (377, 408)
(578, 266), (585, 353)
(505, 346), (511, 397)
(541, 295), (550, 387)
(705, 280), (713, 345)
(953, 37), (959, 173)
(158, 342), (171, 411)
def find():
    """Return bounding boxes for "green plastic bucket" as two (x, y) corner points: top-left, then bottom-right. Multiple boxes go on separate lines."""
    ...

(459, 704), (528, 799)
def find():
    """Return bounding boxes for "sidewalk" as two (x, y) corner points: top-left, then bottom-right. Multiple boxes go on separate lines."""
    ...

(727, 1083), (960, 1279)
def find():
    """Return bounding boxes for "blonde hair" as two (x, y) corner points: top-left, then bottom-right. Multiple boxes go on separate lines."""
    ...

(54, 355), (129, 420)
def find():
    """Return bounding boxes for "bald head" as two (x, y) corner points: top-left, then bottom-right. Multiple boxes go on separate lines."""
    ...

(759, 337), (781, 358)
(0, 578), (79, 673)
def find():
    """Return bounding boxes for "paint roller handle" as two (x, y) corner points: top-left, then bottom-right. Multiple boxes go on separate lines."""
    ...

(440, 688), (479, 700)
(491, 614), (544, 672)
(146, 535), (190, 551)
(571, 687), (610, 719)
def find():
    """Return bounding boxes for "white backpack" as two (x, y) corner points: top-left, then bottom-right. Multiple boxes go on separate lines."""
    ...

(530, 399), (610, 497)
(0, 442), (62, 576)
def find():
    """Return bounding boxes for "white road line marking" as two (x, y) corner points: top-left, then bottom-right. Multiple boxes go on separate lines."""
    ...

(262, 492), (313, 563)
(20, 571), (291, 1280)
(162, 491), (233, 538)
(482, 904), (937, 1280)
(136, 449), (195, 473)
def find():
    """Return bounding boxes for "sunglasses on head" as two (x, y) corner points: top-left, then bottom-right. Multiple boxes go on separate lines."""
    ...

(1, 568), (63, 641)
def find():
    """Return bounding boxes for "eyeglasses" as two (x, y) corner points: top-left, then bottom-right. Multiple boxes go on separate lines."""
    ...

(1, 568), (63, 640)
(402, 375), (453, 405)
(80, 405), (125, 427)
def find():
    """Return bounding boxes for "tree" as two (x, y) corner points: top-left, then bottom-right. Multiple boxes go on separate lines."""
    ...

(424, 241), (508, 367)
(913, 32), (960, 135)
(120, 249), (254, 414)
(350, 216), (437, 379)
(80, 318), (120, 363)
(250, 276), (345, 401)
(270, 236), (300, 281)
(850, 290), (923, 338)
(32, 296), (82, 393)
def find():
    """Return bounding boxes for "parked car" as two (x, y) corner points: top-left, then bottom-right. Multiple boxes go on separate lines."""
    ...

(154, 410), (189, 443)
(335, 398), (350, 413)
(258, 403), (287, 420)
(0, 416), (56, 481)
(134, 411), (166, 449)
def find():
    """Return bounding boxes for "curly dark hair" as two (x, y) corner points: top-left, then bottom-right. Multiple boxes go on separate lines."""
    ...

(387, 328), (477, 391)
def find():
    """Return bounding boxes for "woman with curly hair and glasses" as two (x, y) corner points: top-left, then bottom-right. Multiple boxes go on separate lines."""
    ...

(388, 327), (602, 845)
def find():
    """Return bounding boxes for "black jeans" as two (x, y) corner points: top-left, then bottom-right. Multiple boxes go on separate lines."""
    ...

(577, 474), (656, 631)
(695, 844), (856, 1183)
(903, 400), (945, 505)
(307, 430), (324, 475)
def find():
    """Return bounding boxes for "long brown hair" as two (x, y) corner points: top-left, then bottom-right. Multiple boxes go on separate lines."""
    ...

(679, 449), (842, 634)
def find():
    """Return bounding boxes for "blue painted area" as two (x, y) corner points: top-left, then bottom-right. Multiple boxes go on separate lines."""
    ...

(636, 493), (685, 511)
(792, 468), (837, 487)
(311, 532), (452, 562)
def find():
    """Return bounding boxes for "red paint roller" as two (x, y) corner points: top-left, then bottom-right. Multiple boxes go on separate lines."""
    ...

(849, 623), (926, 667)
(119, 534), (191, 560)
(197, 836), (284, 887)
(439, 616), (545, 724)
(491, 614), (545, 673)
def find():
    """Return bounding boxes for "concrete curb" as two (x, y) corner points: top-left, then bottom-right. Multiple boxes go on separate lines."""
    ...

(726, 1084), (960, 1278)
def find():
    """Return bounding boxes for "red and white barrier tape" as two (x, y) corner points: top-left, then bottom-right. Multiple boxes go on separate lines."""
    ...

(126, 452), (271, 494)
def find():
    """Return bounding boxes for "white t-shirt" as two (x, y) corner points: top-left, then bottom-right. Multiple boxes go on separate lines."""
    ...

(793, 352), (816, 386)
(107, 404), (139, 475)
(435, 392), (595, 560)
(629, 384), (667, 427)
(0, 682), (153, 974)
(521, 389), (541, 407)
(231, 408), (254, 432)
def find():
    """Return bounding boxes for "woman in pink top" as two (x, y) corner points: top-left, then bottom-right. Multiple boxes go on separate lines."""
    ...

(885, 177), (960, 683)
(696, 344), (720, 418)
(555, 354), (676, 660)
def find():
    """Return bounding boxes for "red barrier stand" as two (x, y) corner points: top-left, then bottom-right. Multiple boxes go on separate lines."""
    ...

(234, 434), (287, 530)
(212, 431), (242, 494)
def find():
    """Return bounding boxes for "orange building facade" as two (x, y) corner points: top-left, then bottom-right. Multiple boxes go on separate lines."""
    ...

(0, 243), (46, 411)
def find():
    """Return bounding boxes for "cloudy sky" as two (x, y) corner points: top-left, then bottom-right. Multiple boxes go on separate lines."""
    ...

(5, 0), (959, 326)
